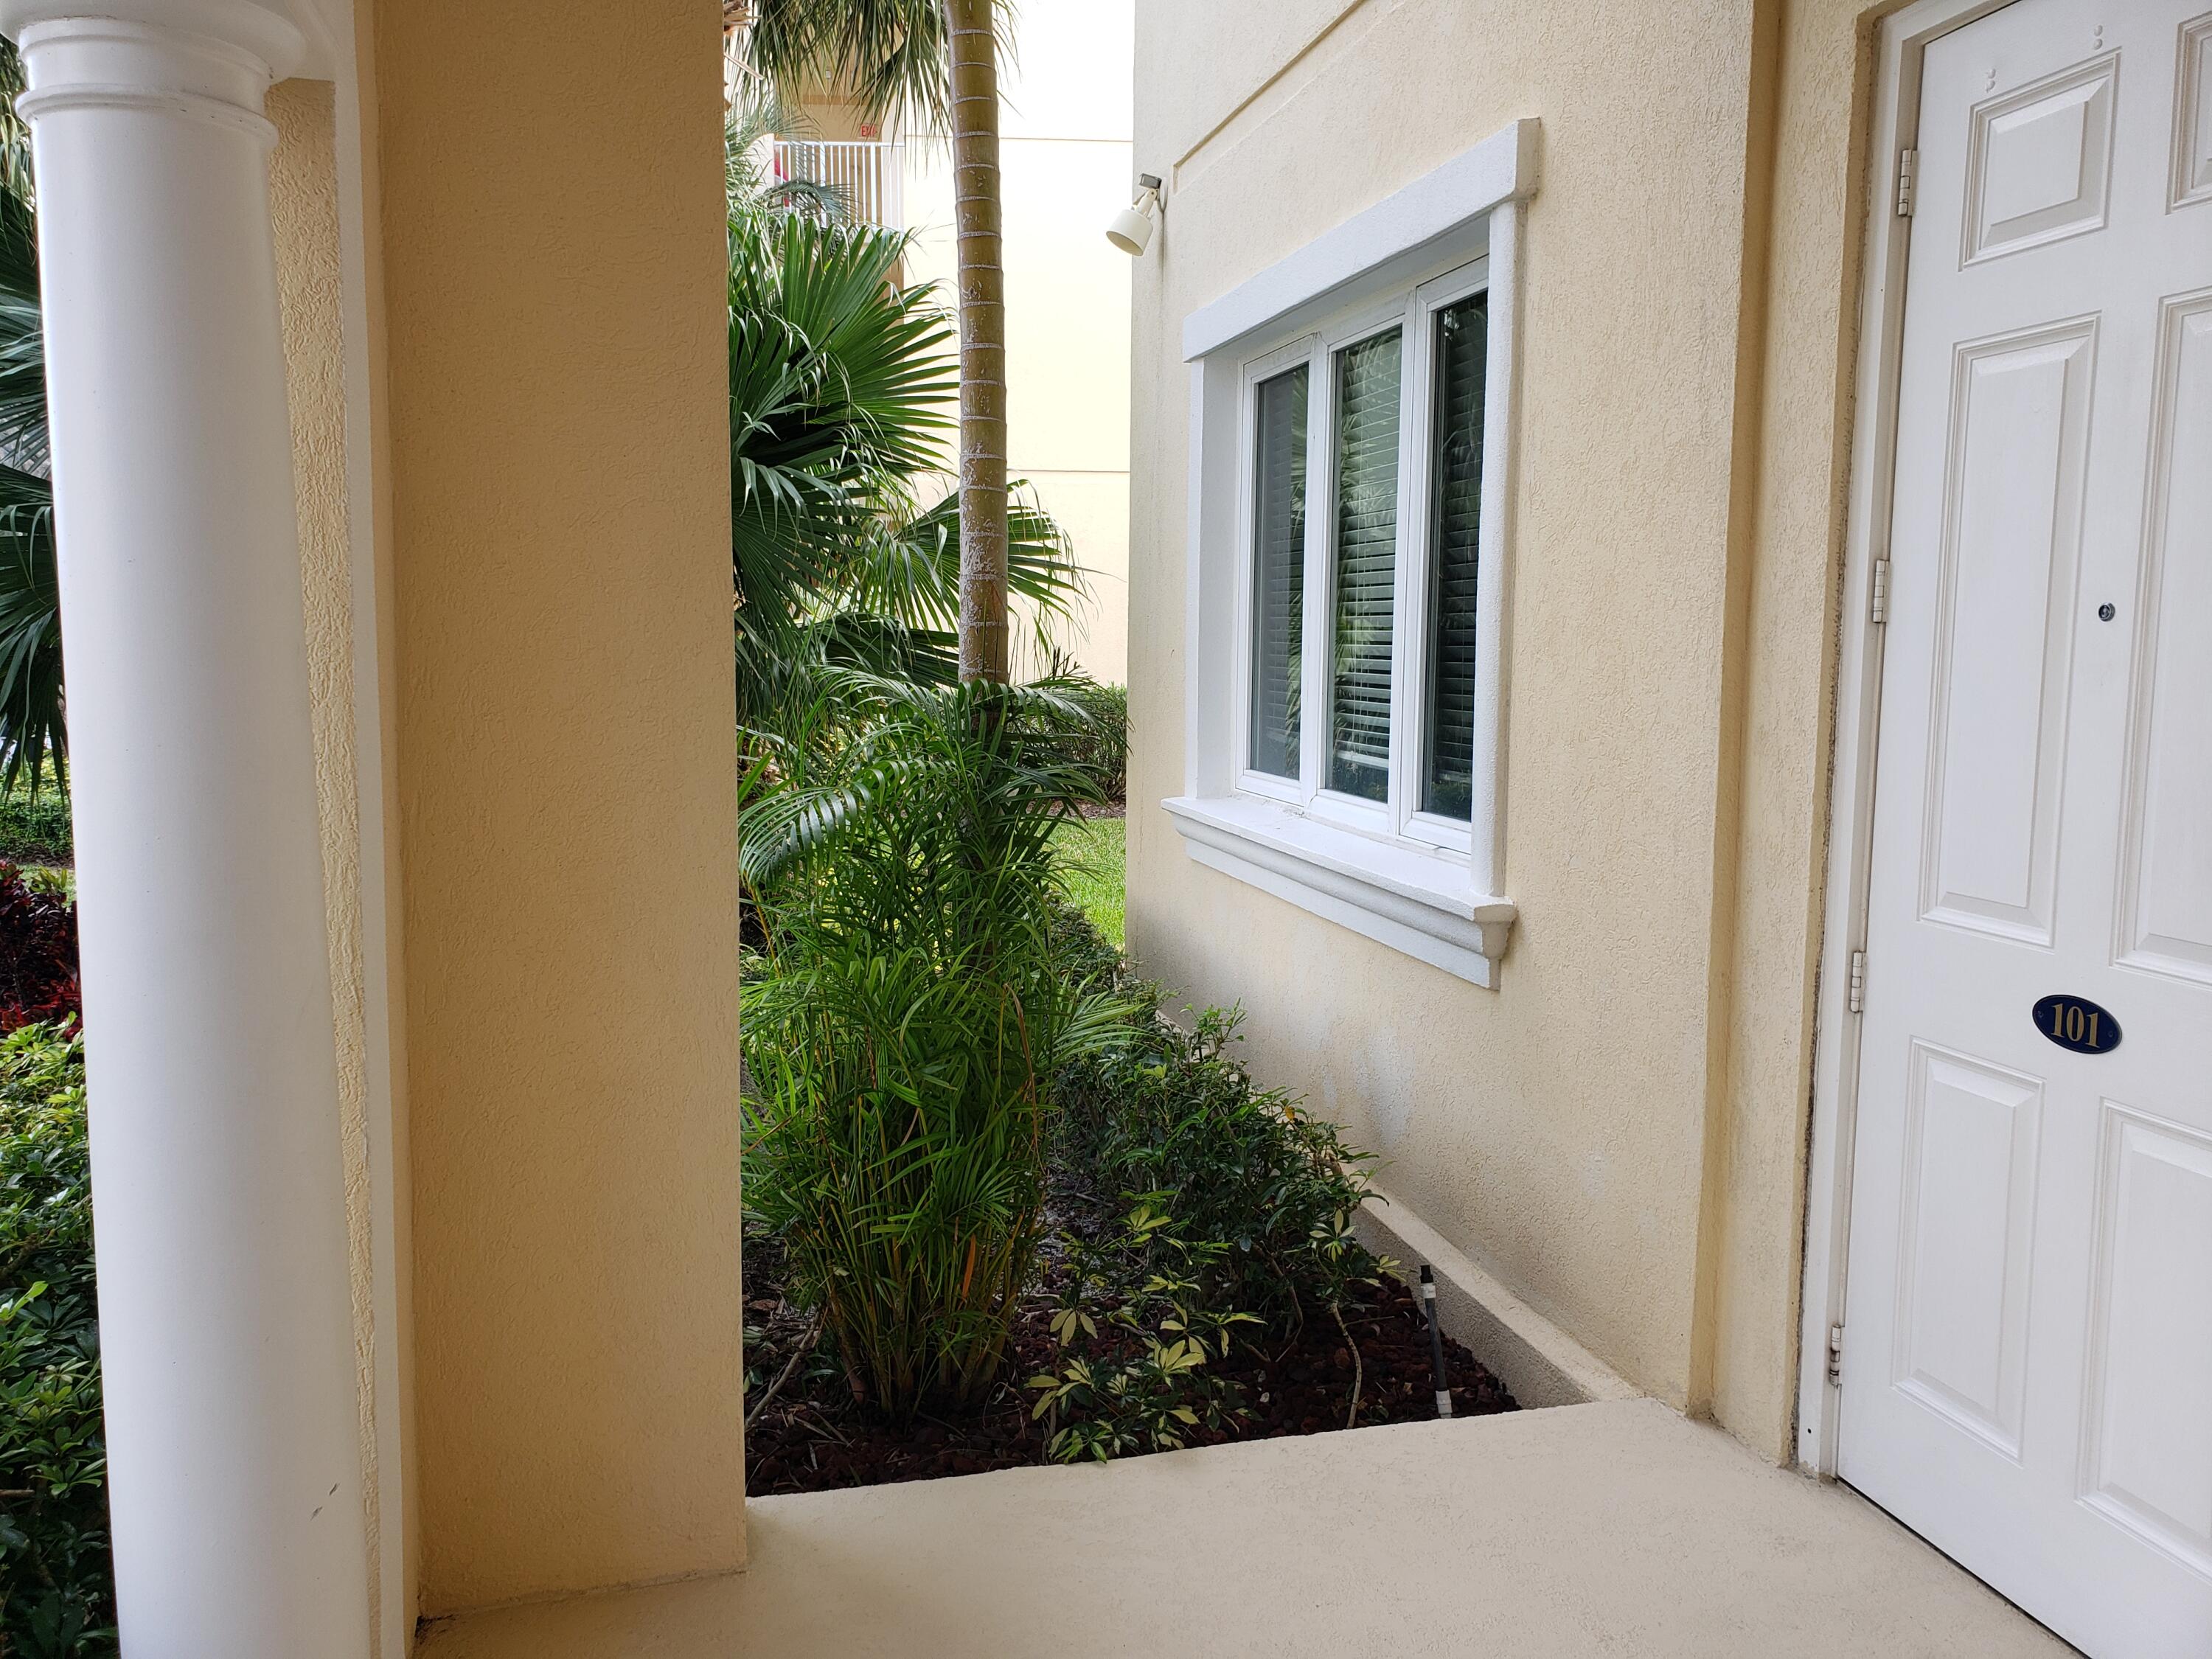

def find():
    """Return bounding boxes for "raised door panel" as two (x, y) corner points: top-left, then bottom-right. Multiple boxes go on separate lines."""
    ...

(1965, 52), (2119, 262)
(2079, 1106), (2212, 1578)
(1892, 1043), (2044, 1456)
(1920, 321), (2096, 944)
(2117, 293), (2212, 984)
(2174, 12), (2212, 209)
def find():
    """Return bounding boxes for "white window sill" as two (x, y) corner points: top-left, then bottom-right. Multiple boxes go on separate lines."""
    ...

(1161, 794), (1517, 988)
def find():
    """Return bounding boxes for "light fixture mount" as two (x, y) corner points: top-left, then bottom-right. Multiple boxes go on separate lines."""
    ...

(1107, 173), (1166, 256)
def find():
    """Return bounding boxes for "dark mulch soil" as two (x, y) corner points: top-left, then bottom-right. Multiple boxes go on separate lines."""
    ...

(743, 1232), (1517, 1495)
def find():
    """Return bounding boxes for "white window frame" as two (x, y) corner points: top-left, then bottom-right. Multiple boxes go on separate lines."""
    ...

(1397, 262), (1495, 850)
(1305, 295), (1411, 839)
(1166, 119), (1537, 987)
(1231, 335), (1318, 808)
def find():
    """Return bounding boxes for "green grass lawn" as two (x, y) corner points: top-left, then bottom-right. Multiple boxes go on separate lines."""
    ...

(1053, 813), (1125, 948)
(0, 782), (71, 866)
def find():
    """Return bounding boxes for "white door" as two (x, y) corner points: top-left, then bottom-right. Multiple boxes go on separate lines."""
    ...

(1840, 1), (2212, 1655)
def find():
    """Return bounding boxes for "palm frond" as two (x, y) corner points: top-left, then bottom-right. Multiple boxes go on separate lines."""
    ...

(729, 209), (963, 722)
(0, 138), (44, 481)
(0, 83), (60, 801)
(0, 461), (62, 797)
(0, 40), (29, 206)
(747, 0), (949, 136)
(851, 484), (1083, 650)
(739, 664), (1133, 1413)
(726, 86), (846, 223)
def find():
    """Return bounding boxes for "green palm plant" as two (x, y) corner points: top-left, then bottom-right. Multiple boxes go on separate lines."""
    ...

(725, 178), (1079, 731)
(744, 0), (1015, 683)
(725, 84), (846, 223)
(0, 41), (61, 799)
(740, 671), (1129, 1413)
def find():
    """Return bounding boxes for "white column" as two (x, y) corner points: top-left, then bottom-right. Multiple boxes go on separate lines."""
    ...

(0, 3), (372, 1654)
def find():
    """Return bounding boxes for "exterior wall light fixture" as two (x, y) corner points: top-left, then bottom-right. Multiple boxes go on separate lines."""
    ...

(1106, 173), (1164, 254)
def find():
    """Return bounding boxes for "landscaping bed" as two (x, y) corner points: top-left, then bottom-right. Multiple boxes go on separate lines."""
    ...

(743, 1228), (1515, 1495)
(739, 683), (1515, 1497)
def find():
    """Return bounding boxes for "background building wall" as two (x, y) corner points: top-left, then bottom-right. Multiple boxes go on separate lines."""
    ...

(900, 0), (1133, 682)
(371, 0), (745, 1613)
(1125, 0), (1875, 1456)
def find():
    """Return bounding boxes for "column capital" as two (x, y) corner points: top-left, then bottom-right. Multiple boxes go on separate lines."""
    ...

(0, 1), (308, 83)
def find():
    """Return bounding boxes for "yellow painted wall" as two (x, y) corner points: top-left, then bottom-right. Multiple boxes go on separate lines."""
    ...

(1127, 0), (1889, 1458)
(371, 0), (745, 1614)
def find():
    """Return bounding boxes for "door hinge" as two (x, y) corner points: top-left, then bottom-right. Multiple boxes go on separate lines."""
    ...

(1847, 950), (1866, 1015)
(1896, 148), (1918, 217)
(1827, 1322), (1846, 1386)
(1871, 557), (1890, 625)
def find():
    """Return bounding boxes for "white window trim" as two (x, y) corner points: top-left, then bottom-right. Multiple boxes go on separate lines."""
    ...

(1231, 334), (1317, 808)
(1166, 117), (1538, 988)
(1306, 296), (1411, 840)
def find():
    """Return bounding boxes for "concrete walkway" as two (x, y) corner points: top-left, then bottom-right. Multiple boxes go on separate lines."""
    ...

(420, 1398), (2074, 1658)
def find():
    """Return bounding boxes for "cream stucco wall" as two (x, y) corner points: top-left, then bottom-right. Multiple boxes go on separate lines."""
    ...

(270, 62), (417, 1652)
(243, 2), (1900, 1636)
(369, 0), (745, 1617)
(271, 72), (389, 1643)
(1703, 0), (1888, 1461)
(1127, 0), (1891, 1460)
(900, 0), (1133, 682)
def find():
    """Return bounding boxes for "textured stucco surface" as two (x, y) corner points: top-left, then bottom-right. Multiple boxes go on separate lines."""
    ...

(1703, 0), (1886, 1461)
(417, 1401), (2067, 1657)
(373, 0), (744, 1613)
(1124, 0), (1883, 1458)
(1128, 0), (1763, 1421)
(269, 76), (387, 1646)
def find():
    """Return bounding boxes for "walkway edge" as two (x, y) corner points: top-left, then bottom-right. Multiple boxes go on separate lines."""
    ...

(1355, 1191), (1641, 1410)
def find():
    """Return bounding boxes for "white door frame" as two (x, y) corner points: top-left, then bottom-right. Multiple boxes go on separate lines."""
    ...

(1795, 0), (2037, 1477)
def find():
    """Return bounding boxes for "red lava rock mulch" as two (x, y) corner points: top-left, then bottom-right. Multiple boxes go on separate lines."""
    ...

(743, 1235), (1517, 1496)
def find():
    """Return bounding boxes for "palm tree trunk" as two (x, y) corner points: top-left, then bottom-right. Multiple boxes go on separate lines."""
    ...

(945, 0), (1007, 684)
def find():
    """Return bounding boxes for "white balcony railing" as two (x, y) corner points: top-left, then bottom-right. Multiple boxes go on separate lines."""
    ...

(771, 139), (905, 230)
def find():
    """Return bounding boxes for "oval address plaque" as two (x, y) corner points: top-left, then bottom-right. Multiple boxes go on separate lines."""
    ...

(2031, 995), (2121, 1056)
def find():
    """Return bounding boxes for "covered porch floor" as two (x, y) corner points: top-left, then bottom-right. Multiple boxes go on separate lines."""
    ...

(417, 1397), (2070, 1658)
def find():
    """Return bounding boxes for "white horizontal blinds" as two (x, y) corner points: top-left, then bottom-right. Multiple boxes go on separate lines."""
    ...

(1327, 328), (1402, 802)
(1423, 293), (1486, 819)
(1248, 365), (1308, 778)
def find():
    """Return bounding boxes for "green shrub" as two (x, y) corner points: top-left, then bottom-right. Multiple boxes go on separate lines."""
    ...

(0, 1022), (110, 1655)
(1022, 919), (1388, 1458)
(1055, 994), (1383, 1329)
(741, 676), (1130, 1416)
(0, 786), (69, 868)
(1026, 1199), (1259, 1463)
(1060, 681), (1127, 801)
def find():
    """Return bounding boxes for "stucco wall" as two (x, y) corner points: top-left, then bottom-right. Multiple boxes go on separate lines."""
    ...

(372, 0), (745, 1614)
(1703, 0), (1886, 1461)
(270, 74), (387, 1646)
(1127, 0), (1882, 1456)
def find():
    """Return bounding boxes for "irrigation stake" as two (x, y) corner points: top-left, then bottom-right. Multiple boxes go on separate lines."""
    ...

(1420, 1265), (1453, 1419)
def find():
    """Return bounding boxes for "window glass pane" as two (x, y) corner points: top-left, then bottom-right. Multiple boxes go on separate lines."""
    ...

(1328, 328), (1402, 802)
(1248, 365), (1307, 779)
(1423, 293), (1486, 820)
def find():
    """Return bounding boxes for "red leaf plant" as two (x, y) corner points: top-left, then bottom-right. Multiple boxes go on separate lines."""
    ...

(0, 862), (79, 1032)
